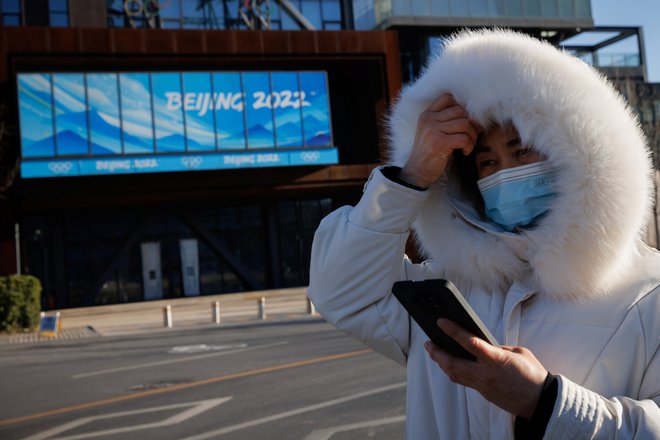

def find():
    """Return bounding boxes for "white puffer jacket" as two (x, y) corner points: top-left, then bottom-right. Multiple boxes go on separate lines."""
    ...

(308, 29), (660, 439)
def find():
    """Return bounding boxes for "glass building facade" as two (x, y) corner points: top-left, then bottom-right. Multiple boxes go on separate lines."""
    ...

(353, 0), (591, 29)
(22, 198), (332, 307)
(1, 0), (70, 26)
(0, 0), (21, 25)
(2, 0), (345, 30)
(107, 0), (344, 30)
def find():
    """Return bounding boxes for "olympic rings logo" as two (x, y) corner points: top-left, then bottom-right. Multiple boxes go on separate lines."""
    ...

(123, 0), (170, 17)
(300, 151), (321, 163)
(181, 156), (203, 168)
(48, 162), (74, 174)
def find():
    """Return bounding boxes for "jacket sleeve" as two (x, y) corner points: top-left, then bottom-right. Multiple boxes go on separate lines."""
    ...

(543, 374), (660, 439)
(544, 292), (660, 439)
(308, 167), (432, 366)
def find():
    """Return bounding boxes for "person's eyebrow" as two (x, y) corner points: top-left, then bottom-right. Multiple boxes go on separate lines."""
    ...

(507, 137), (521, 147)
(474, 145), (491, 154)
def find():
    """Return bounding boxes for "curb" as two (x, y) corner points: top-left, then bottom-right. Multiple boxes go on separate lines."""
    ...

(0, 326), (100, 345)
(0, 288), (320, 345)
(0, 314), (326, 345)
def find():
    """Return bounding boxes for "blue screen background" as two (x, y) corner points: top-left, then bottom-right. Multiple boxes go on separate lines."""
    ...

(120, 73), (155, 154)
(87, 73), (122, 155)
(18, 73), (55, 158)
(182, 72), (217, 151)
(243, 72), (276, 149)
(271, 72), (304, 148)
(213, 72), (247, 150)
(53, 73), (89, 156)
(153, 72), (186, 153)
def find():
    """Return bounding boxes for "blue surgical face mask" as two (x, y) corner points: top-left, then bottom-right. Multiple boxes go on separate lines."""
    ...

(477, 161), (558, 232)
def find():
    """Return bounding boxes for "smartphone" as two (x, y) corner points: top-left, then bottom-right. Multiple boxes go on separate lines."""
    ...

(392, 279), (499, 361)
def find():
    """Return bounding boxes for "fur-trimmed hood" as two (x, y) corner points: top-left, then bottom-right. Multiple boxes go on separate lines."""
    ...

(387, 29), (653, 300)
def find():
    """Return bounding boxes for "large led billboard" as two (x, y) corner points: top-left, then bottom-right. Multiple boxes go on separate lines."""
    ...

(17, 71), (337, 178)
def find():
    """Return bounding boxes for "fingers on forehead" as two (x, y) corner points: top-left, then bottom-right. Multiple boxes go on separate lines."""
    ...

(427, 93), (458, 112)
(439, 105), (469, 120)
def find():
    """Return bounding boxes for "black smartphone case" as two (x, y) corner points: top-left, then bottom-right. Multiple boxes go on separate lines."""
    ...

(392, 279), (499, 361)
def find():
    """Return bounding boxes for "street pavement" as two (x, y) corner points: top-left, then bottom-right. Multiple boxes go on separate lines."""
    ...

(0, 318), (407, 440)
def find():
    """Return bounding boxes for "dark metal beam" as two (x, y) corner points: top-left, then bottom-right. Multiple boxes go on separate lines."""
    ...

(277, 0), (316, 30)
(558, 26), (640, 52)
(179, 212), (264, 291)
(593, 31), (636, 51)
(52, 213), (69, 308)
(266, 202), (282, 289)
(79, 214), (154, 307)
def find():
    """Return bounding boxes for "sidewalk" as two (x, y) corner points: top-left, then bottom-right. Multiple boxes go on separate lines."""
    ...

(0, 287), (319, 344)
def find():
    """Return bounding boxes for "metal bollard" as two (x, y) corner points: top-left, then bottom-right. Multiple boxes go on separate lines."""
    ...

(258, 297), (266, 320)
(163, 304), (173, 328)
(212, 301), (221, 324)
(306, 297), (316, 316)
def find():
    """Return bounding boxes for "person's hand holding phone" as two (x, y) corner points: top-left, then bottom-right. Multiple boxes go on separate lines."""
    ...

(424, 318), (548, 419)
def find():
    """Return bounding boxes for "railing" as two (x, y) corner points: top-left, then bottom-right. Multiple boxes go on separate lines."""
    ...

(575, 52), (641, 68)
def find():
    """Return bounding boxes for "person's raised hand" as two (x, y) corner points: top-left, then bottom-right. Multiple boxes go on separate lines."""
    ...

(424, 318), (548, 419)
(399, 94), (483, 189)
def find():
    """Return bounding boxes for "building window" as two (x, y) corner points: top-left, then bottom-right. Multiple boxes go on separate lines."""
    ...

(359, 0), (589, 23)
(49, 0), (69, 26)
(107, 0), (344, 30)
(107, 0), (124, 27)
(0, 0), (21, 26)
(277, 198), (333, 287)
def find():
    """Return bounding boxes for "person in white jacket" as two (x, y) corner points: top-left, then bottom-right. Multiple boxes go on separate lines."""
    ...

(308, 29), (660, 439)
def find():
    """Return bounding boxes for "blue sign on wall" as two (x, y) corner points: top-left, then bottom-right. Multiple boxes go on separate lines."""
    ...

(17, 71), (337, 178)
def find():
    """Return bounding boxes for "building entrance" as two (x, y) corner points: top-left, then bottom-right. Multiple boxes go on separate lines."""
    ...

(180, 239), (200, 297)
(140, 241), (162, 300)
(21, 196), (335, 308)
(140, 239), (200, 300)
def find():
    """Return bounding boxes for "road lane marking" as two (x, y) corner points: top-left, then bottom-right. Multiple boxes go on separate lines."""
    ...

(72, 341), (288, 379)
(167, 343), (248, 354)
(0, 348), (373, 427)
(303, 415), (405, 440)
(23, 397), (232, 440)
(180, 383), (406, 440)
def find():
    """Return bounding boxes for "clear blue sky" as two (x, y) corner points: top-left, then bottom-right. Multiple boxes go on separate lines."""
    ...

(591, 0), (660, 82)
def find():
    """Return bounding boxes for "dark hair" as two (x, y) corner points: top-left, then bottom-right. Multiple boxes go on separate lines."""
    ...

(449, 149), (485, 216)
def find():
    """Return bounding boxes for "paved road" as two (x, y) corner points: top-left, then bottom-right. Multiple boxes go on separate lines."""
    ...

(0, 320), (406, 440)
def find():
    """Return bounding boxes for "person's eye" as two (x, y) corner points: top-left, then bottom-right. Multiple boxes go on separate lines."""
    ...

(517, 147), (534, 158)
(479, 159), (496, 169)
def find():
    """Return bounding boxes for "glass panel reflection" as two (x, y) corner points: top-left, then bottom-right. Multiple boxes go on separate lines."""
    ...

(87, 73), (122, 155)
(18, 73), (55, 158)
(152, 72), (186, 153)
(53, 74), (89, 156)
(119, 73), (155, 154)
(182, 72), (217, 151)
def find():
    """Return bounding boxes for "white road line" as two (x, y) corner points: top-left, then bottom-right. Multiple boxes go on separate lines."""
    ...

(181, 382), (406, 440)
(22, 397), (232, 440)
(71, 341), (290, 379)
(302, 415), (405, 440)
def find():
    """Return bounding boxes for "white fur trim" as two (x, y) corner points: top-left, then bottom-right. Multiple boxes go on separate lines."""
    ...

(387, 29), (653, 300)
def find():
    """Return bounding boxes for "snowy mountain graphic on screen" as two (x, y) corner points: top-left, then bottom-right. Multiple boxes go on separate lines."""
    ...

(26, 111), (156, 156)
(156, 133), (201, 152)
(302, 114), (330, 146)
(245, 123), (274, 148)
